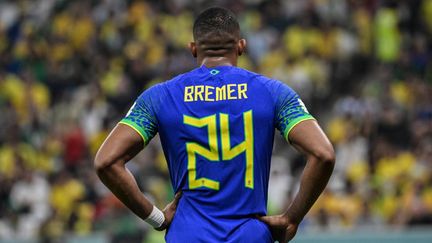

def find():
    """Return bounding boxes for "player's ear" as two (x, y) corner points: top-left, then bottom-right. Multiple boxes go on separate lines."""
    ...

(237, 39), (246, 56)
(188, 42), (197, 57)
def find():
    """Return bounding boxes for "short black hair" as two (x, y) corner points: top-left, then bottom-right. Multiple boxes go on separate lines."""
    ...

(193, 7), (240, 42)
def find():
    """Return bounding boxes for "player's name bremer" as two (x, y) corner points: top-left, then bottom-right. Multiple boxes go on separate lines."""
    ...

(184, 83), (248, 102)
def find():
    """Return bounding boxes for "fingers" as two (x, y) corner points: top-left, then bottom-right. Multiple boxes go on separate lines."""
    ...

(174, 191), (182, 200)
(257, 215), (274, 225)
(173, 191), (182, 205)
(157, 191), (182, 232)
(167, 191), (182, 211)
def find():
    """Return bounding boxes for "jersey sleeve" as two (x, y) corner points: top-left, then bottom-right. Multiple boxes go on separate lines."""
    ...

(118, 86), (159, 145)
(272, 81), (315, 141)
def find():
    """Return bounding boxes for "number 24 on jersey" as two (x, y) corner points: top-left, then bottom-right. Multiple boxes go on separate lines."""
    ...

(183, 110), (254, 190)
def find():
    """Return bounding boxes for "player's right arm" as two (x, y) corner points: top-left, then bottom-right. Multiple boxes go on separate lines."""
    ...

(259, 82), (335, 243)
(94, 86), (181, 231)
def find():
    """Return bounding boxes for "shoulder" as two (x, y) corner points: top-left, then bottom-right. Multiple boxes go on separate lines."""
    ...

(141, 68), (198, 94)
(234, 67), (296, 98)
(136, 72), (186, 100)
(232, 67), (287, 88)
(162, 67), (202, 86)
(229, 66), (264, 81)
(135, 68), (199, 105)
(162, 73), (188, 86)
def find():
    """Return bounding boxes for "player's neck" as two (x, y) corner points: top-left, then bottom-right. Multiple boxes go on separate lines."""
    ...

(199, 56), (236, 68)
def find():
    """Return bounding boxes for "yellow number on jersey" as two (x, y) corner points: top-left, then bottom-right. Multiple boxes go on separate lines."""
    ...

(183, 110), (255, 190)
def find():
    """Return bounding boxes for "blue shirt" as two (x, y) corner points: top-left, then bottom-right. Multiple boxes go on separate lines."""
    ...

(120, 65), (314, 242)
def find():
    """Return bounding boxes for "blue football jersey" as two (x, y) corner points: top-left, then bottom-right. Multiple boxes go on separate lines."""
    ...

(119, 65), (314, 242)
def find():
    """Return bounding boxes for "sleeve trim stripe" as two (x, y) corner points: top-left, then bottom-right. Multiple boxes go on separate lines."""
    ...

(283, 116), (315, 141)
(118, 120), (148, 144)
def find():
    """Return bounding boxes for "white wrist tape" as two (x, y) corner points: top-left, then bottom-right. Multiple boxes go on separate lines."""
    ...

(145, 205), (165, 228)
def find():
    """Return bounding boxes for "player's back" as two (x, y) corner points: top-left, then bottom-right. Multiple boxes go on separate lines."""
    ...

(121, 65), (314, 242)
(159, 66), (276, 242)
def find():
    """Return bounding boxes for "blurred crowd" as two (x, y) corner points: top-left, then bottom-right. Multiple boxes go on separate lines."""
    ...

(0, 0), (431, 242)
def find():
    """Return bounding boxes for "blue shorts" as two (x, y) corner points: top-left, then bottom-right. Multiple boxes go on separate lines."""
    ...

(166, 217), (273, 243)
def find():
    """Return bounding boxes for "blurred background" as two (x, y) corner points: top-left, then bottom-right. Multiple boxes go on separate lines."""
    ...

(0, 0), (432, 242)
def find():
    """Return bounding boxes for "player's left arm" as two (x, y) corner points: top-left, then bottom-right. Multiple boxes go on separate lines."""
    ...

(259, 83), (335, 242)
(260, 119), (335, 241)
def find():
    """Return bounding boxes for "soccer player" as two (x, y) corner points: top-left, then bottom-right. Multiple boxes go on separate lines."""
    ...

(94, 7), (335, 243)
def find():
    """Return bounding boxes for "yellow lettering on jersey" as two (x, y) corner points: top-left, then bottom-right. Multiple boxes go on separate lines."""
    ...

(194, 85), (205, 101)
(184, 84), (248, 102)
(205, 86), (214, 101)
(184, 114), (220, 190)
(238, 83), (248, 99)
(220, 110), (254, 189)
(184, 86), (194, 102)
(227, 84), (237, 100)
(216, 86), (226, 101)
(184, 111), (255, 190)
